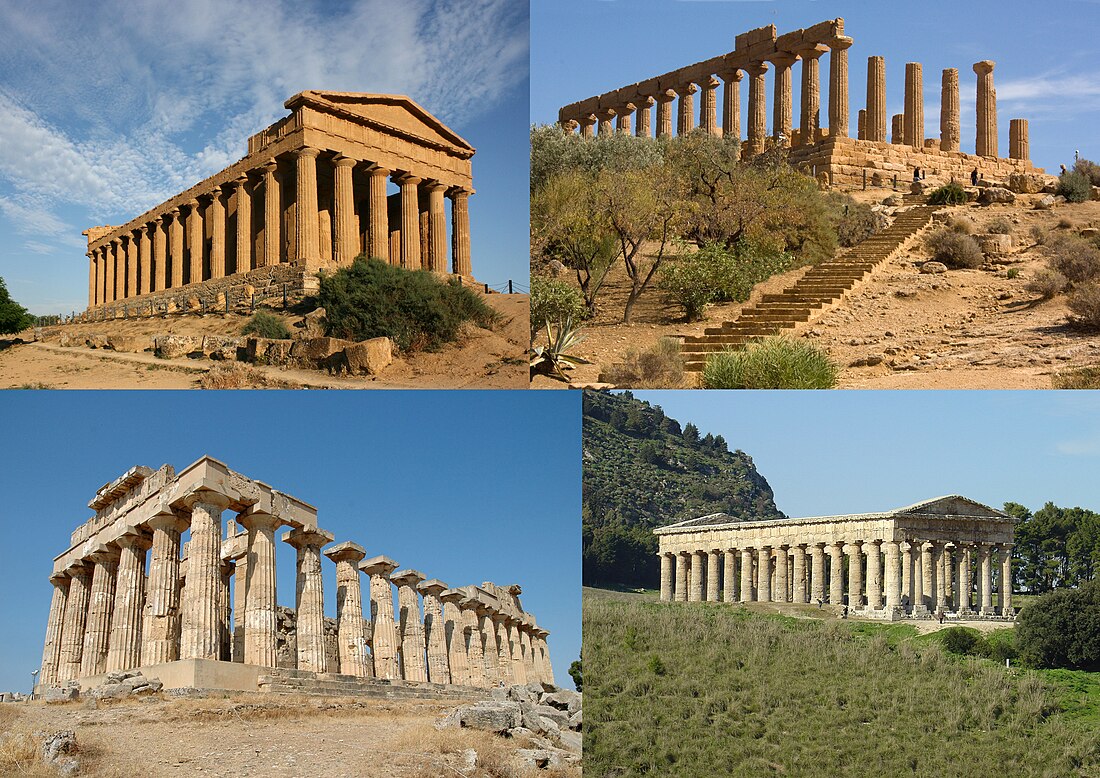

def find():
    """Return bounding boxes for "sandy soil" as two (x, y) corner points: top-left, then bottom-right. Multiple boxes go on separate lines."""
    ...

(539, 197), (1100, 389)
(0, 293), (528, 390)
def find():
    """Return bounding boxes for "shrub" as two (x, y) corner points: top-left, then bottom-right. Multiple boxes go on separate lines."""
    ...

(241, 310), (291, 339)
(1025, 268), (1068, 300)
(714, 241), (797, 303)
(1053, 366), (1100, 389)
(940, 627), (982, 656)
(983, 630), (1020, 663)
(1068, 282), (1100, 328)
(1057, 171), (1091, 203)
(702, 337), (838, 389)
(601, 338), (685, 389)
(924, 229), (984, 269)
(1058, 217), (1076, 230)
(0, 276), (34, 335)
(987, 217), (1013, 235)
(1074, 158), (1100, 187)
(946, 215), (975, 235)
(568, 659), (582, 692)
(530, 277), (586, 335)
(1029, 224), (1047, 245)
(659, 243), (734, 321)
(928, 181), (968, 205)
(830, 195), (884, 247)
(1017, 580), (1100, 670)
(1046, 235), (1100, 284)
(1006, 268), (1020, 279)
(319, 257), (499, 352)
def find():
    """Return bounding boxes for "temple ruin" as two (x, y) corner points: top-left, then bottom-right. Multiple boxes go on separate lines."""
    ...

(558, 19), (1043, 187)
(655, 496), (1016, 621)
(81, 91), (475, 319)
(38, 457), (554, 694)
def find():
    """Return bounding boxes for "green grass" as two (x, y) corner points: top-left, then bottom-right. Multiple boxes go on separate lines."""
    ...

(584, 587), (1100, 777)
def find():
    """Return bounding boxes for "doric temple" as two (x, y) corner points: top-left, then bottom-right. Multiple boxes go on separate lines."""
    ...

(655, 496), (1016, 621)
(38, 457), (553, 693)
(558, 19), (1043, 187)
(81, 91), (475, 318)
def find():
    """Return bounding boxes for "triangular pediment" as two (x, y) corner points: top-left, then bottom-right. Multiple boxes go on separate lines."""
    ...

(893, 495), (1007, 520)
(286, 91), (474, 156)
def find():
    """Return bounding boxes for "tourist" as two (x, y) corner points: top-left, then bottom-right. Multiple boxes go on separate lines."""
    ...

(913, 167), (921, 182)
(971, 168), (979, 186)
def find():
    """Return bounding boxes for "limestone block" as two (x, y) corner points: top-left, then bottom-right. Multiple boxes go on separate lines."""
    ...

(1006, 173), (1048, 194)
(201, 335), (242, 360)
(186, 296), (201, 312)
(1034, 195), (1056, 210)
(85, 334), (109, 349)
(558, 730), (583, 753)
(533, 704), (572, 729)
(43, 685), (79, 704)
(345, 337), (393, 375)
(155, 334), (200, 359)
(978, 187), (1016, 205)
(978, 234), (1014, 257)
(542, 689), (582, 713)
(297, 307), (327, 339)
(290, 337), (352, 369)
(451, 701), (523, 733)
(1092, 186), (1100, 201)
(883, 195), (904, 207)
(920, 262), (948, 274)
(245, 337), (293, 366)
(1081, 228), (1100, 239)
(963, 187), (981, 202)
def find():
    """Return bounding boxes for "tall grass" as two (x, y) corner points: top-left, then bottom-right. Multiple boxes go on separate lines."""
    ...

(584, 590), (1100, 777)
(702, 337), (837, 389)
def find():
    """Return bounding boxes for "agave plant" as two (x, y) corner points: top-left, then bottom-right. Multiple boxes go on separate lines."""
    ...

(530, 317), (591, 381)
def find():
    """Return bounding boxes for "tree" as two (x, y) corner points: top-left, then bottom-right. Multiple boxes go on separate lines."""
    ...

(1017, 579), (1100, 670)
(0, 276), (33, 334)
(682, 423), (699, 442)
(568, 659), (582, 692)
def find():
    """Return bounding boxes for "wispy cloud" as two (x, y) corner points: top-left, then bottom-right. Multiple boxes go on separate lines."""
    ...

(1056, 438), (1100, 456)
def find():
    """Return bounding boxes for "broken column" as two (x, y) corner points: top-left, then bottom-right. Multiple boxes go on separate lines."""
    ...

(891, 114), (904, 144)
(940, 68), (960, 152)
(361, 555), (400, 680)
(974, 60), (998, 157)
(1010, 119), (1029, 161)
(285, 527), (334, 673)
(903, 62), (924, 148)
(866, 56), (887, 142)
(392, 569), (428, 682)
(418, 579), (452, 684)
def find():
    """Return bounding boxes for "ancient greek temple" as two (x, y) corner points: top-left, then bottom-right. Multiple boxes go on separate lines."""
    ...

(655, 496), (1016, 621)
(81, 91), (475, 317)
(558, 19), (1043, 187)
(38, 457), (553, 693)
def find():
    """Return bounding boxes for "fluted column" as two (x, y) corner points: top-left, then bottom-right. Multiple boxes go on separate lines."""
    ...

(901, 543), (913, 610)
(327, 155), (357, 267)
(659, 553), (673, 601)
(1000, 544), (1014, 615)
(507, 618), (527, 685)
(99, 246), (109, 306)
(847, 541), (863, 607)
(596, 107), (616, 136)
(232, 175), (252, 273)
(810, 543), (826, 603)
(237, 510), (281, 667)
(635, 96), (655, 138)
(166, 210), (182, 289)
(903, 62), (924, 148)
(699, 77), (719, 135)
(920, 542), (934, 611)
(40, 575), (70, 685)
(58, 564), (92, 681)
(828, 37), (853, 138)
(187, 199), (203, 285)
(829, 542), (844, 604)
(866, 56), (887, 142)
(857, 109), (866, 140)
(792, 545), (807, 604)
(892, 114), (904, 145)
(80, 547), (120, 676)
(579, 115), (596, 139)
(138, 225), (152, 295)
(979, 544), (995, 615)
(109, 239), (122, 302)
(656, 90), (676, 139)
(864, 540), (882, 610)
(939, 68), (961, 153)
(150, 218), (166, 292)
(958, 543), (972, 614)
(536, 631), (555, 686)
(87, 252), (95, 309)
(974, 61), (998, 158)
(477, 606), (500, 684)
(932, 542), (947, 611)
(126, 232), (138, 299)
(426, 183), (447, 273)
(284, 527), (332, 672)
(180, 492), (229, 661)
(884, 541), (901, 610)
(740, 548), (754, 602)
(1010, 119), (1029, 161)
(615, 103), (634, 134)
(142, 513), (187, 665)
(676, 83), (698, 135)
(324, 542), (372, 677)
(418, 580), (451, 684)
(721, 70), (742, 144)
(798, 47), (826, 144)
(209, 189), (226, 279)
(771, 54), (797, 144)
(493, 614), (514, 684)
(757, 546), (771, 603)
(723, 549), (737, 602)
(362, 556), (400, 680)
(449, 188), (472, 276)
(746, 61), (769, 156)
(392, 569), (428, 682)
(706, 550), (720, 602)
(106, 534), (149, 672)
(293, 147), (321, 267)
(261, 160), (281, 267)
(689, 550), (705, 602)
(461, 598), (486, 686)
(396, 174), (422, 270)
(362, 165), (389, 264)
(675, 552), (689, 602)
(440, 590), (470, 684)
(773, 546), (789, 603)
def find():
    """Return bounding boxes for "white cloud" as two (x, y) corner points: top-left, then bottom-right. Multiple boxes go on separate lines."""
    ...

(1056, 438), (1100, 456)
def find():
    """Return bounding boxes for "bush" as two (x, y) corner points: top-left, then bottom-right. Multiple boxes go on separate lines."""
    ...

(983, 630), (1019, 663)
(1068, 282), (1100, 328)
(1029, 225), (1047, 245)
(946, 215), (975, 235)
(987, 217), (1013, 235)
(318, 257), (499, 352)
(531, 277), (587, 334)
(0, 276), (34, 335)
(924, 229), (984, 269)
(1053, 366), (1100, 389)
(830, 195), (884, 247)
(1057, 171), (1091, 203)
(1017, 580), (1100, 670)
(241, 310), (291, 339)
(1046, 235), (1100, 284)
(928, 181), (968, 205)
(1057, 217), (1076, 230)
(702, 337), (838, 389)
(601, 338), (686, 389)
(1074, 158), (1100, 187)
(568, 659), (582, 691)
(659, 243), (734, 321)
(1025, 268), (1068, 300)
(941, 627), (982, 656)
(715, 241), (797, 303)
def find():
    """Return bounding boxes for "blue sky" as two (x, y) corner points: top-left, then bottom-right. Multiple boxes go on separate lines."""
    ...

(532, 0), (1100, 175)
(626, 390), (1100, 521)
(0, 390), (580, 694)
(0, 0), (530, 315)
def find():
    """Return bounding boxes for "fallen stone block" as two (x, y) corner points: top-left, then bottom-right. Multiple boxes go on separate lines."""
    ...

(155, 334), (200, 359)
(920, 261), (948, 275)
(201, 335), (242, 360)
(1034, 195), (1056, 210)
(978, 187), (1016, 205)
(541, 689), (582, 713)
(106, 335), (151, 353)
(290, 336), (352, 370)
(448, 701), (523, 733)
(43, 685), (79, 704)
(344, 337), (393, 376)
(977, 233), (1013, 257)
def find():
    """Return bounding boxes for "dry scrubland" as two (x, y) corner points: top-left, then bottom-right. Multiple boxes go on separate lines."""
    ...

(0, 693), (577, 778)
(584, 587), (1100, 777)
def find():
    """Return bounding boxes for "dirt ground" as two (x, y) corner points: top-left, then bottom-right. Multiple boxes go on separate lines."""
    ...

(537, 196), (1100, 389)
(3, 693), (577, 778)
(0, 293), (528, 390)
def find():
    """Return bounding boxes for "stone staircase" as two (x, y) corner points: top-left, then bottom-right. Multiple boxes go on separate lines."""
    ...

(257, 667), (490, 701)
(681, 203), (940, 373)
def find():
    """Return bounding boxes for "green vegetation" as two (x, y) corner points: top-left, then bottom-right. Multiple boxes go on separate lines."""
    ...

(927, 180), (968, 205)
(1057, 170), (1092, 203)
(0, 276), (33, 335)
(599, 337), (685, 389)
(1006, 502), (1100, 591)
(317, 257), (498, 351)
(568, 659), (582, 692)
(1074, 158), (1100, 187)
(1018, 580), (1100, 670)
(582, 390), (782, 587)
(529, 318), (590, 381)
(701, 337), (838, 389)
(584, 589), (1100, 777)
(241, 310), (291, 340)
(924, 229), (984, 269)
(659, 241), (795, 321)
(530, 277), (587, 334)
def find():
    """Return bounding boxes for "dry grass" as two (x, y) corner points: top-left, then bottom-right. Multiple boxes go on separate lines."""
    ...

(1054, 366), (1100, 389)
(198, 362), (298, 389)
(389, 720), (576, 778)
(0, 708), (56, 778)
(600, 337), (686, 388)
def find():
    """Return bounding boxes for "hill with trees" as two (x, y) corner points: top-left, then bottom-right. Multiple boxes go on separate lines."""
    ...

(582, 390), (783, 587)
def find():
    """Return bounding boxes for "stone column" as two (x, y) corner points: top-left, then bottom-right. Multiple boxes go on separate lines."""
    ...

(328, 155), (358, 267)
(324, 542), (372, 677)
(829, 543), (844, 604)
(707, 550), (721, 602)
(108, 239), (120, 303)
(810, 543), (826, 603)
(98, 247), (109, 305)
(461, 597), (486, 687)
(58, 564), (92, 681)
(180, 491), (230, 661)
(798, 47), (826, 144)
(80, 547), (120, 677)
(675, 552), (690, 602)
(847, 541), (863, 606)
(579, 115), (596, 139)
(722, 70), (742, 144)
(615, 103), (634, 134)
(904, 62), (924, 148)
(392, 569), (428, 682)
(142, 512), (187, 665)
(974, 61), (998, 158)
(944, 546), (956, 610)
(209, 188), (226, 279)
(87, 252), (96, 308)
(40, 575), (70, 685)
(361, 556), (400, 680)
(536, 631), (555, 686)
(891, 114), (904, 145)
(478, 610), (500, 685)
(418, 580), (452, 684)
(920, 543), (934, 610)
(150, 219), (166, 292)
(828, 37), (853, 138)
(774, 546), (789, 603)
(740, 548), (754, 602)
(934, 542), (949, 612)
(676, 83), (698, 135)
(979, 544), (995, 615)
(136, 224), (151, 295)
(723, 549), (737, 602)
(910, 543), (925, 614)
(900, 543), (912, 609)
(866, 56), (887, 142)
(865, 540), (882, 610)
(294, 147), (321, 267)
(493, 614), (514, 685)
(757, 546), (771, 603)
(449, 188), (472, 276)
(363, 165), (391, 264)
(745, 61), (769, 156)
(426, 183), (448, 273)
(506, 617), (527, 685)
(596, 107), (616, 136)
(958, 543), (973, 614)
(656, 90), (676, 139)
(219, 560), (233, 662)
(939, 68), (961, 153)
(397, 174), (422, 270)
(284, 527), (333, 672)
(689, 550), (705, 602)
(125, 232), (138, 299)
(237, 510), (281, 667)
(792, 545), (807, 604)
(106, 533), (150, 672)
(857, 109), (866, 140)
(700, 76), (720, 135)
(884, 541), (901, 611)
(659, 553), (673, 601)
(440, 590), (470, 684)
(1010, 119), (1029, 161)
(770, 54), (797, 145)
(1000, 544), (1014, 615)
(635, 96), (655, 138)
(167, 210), (183, 289)
(233, 175), (252, 273)
(187, 199), (203, 285)
(261, 160), (281, 267)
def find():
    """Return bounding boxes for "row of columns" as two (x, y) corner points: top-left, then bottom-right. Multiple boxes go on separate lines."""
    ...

(659, 540), (1014, 617)
(87, 147), (473, 309)
(40, 496), (551, 690)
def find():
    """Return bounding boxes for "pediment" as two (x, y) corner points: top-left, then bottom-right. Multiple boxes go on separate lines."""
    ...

(895, 495), (1007, 520)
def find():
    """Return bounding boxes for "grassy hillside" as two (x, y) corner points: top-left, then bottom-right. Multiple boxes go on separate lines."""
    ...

(584, 588), (1100, 777)
(583, 390), (783, 587)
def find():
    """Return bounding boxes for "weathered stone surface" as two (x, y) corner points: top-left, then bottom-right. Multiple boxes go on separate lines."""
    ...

(1034, 195), (1056, 210)
(448, 701), (523, 733)
(1006, 172), (1050, 194)
(533, 703), (571, 729)
(41, 729), (80, 777)
(297, 307), (327, 339)
(155, 334), (200, 359)
(558, 729), (583, 753)
(344, 337), (393, 376)
(43, 684), (79, 704)
(201, 335), (242, 360)
(290, 337), (352, 369)
(106, 335), (150, 353)
(920, 261), (948, 275)
(882, 194), (904, 207)
(978, 234), (1013, 257)
(541, 689), (582, 713)
(978, 187), (1016, 205)
(245, 337), (293, 366)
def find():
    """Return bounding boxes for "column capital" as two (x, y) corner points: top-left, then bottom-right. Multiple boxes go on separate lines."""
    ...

(617, 101), (637, 113)
(744, 60), (770, 77)
(675, 82), (699, 96)
(596, 106), (617, 120)
(656, 89), (677, 103)
(145, 511), (189, 534)
(281, 526), (335, 550)
(973, 60), (996, 76)
(359, 554), (398, 577)
(638, 95), (657, 108)
(424, 180), (447, 194)
(769, 52), (799, 68)
(718, 68), (744, 82)
(390, 568), (426, 587)
(234, 174), (249, 187)
(237, 508), (284, 532)
(116, 531), (152, 551)
(186, 197), (201, 209)
(366, 163), (392, 178)
(181, 489), (232, 511)
(333, 154), (358, 168)
(560, 118), (579, 132)
(323, 540), (366, 564)
(394, 172), (422, 186)
(261, 158), (279, 173)
(826, 35), (854, 52)
(699, 75), (721, 89)
(417, 578), (449, 597)
(294, 145), (321, 159)
(794, 43), (829, 60)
